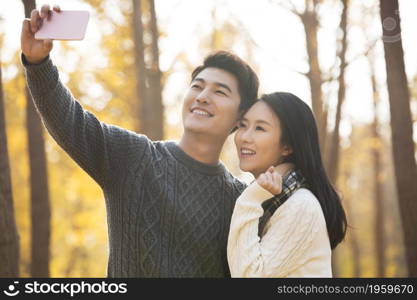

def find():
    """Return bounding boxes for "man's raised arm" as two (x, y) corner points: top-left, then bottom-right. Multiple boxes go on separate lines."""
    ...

(21, 4), (151, 188)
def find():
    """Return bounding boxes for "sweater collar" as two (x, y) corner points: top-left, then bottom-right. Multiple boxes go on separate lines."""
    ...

(165, 141), (226, 175)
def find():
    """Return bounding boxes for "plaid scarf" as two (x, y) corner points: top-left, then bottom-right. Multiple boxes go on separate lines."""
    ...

(258, 170), (308, 238)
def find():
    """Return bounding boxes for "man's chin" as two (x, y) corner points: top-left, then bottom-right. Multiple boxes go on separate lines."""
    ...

(184, 125), (230, 140)
(184, 125), (211, 135)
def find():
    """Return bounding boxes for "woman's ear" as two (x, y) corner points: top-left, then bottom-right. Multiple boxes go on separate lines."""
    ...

(282, 145), (293, 156)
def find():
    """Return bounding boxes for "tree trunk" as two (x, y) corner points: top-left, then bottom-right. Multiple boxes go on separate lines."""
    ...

(26, 87), (51, 278)
(147, 0), (164, 140)
(22, 0), (51, 277)
(132, 0), (149, 134)
(379, 0), (417, 277)
(344, 171), (362, 277)
(282, 0), (327, 149)
(300, 3), (326, 150)
(0, 60), (20, 277)
(325, 0), (348, 184)
(327, 0), (349, 276)
(369, 56), (386, 277)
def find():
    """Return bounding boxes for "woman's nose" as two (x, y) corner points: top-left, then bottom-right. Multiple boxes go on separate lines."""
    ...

(240, 128), (253, 143)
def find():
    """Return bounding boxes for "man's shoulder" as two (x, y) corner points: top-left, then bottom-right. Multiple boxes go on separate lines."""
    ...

(222, 170), (247, 194)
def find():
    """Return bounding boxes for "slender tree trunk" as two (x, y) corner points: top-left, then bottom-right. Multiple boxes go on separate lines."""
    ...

(379, 0), (417, 277)
(300, 2), (326, 150)
(132, 0), (149, 134)
(326, 0), (348, 184)
(26, 87), (51, 277)
(281, 0), (327, 149)
(349, 226), (362, 277)
(147, 0), (164, 140)
(0, 61), (20, 277)
(344, 171), (362, 277)
(368, 54), (386, 277)
(22, 0), (51, 277)
(327, 0), (349, 277)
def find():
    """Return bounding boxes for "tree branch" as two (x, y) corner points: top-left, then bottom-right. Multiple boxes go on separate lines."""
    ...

(270, 0), (304, 18)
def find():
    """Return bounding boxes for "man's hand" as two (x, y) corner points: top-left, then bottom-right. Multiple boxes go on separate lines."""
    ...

(21, 4), (61, 64)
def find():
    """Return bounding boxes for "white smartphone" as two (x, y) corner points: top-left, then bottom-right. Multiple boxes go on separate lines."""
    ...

(34, 10), (90, 40)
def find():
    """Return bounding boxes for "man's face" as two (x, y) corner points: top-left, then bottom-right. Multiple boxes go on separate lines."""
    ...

(182, 67), (241, 139)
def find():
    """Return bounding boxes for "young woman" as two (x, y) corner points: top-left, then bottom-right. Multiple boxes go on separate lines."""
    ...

(227, 92), (347, 277)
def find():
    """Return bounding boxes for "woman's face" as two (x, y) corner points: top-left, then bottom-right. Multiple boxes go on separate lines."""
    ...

(234, 101), (291, 178)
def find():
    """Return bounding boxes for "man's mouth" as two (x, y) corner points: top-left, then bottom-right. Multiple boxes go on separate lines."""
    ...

(190, 108), (213, 117)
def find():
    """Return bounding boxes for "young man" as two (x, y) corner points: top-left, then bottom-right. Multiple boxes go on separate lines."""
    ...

(21, 5), (284, 277)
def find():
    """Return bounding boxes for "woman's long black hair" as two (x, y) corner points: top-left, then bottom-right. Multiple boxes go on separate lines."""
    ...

(260, 92), (347, 249)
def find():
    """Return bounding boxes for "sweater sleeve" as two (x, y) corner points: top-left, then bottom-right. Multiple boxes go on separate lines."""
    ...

(227, 183), (320, 277)
(22, 55), (151, 189)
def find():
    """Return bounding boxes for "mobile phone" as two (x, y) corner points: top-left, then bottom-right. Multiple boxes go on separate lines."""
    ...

(34, 10), (90, 40)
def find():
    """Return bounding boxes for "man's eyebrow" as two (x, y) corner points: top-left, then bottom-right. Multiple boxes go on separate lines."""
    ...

(215, 82), (232, 93)
(192, 78), (205, 84)
(192, 77), (232, 93)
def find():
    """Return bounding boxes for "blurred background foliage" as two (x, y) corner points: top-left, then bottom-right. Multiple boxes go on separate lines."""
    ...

(0, 0), (416, 277)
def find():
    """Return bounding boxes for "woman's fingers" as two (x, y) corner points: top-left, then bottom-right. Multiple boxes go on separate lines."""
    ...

(257, 173), (269, 190)
(257, 174), (265, 186)
(257, 169), (284, 195)
(265, 172), (278, 194)
(265, 172), (273, 185)
(272, 171), (281, 185)
(258, 170), (281, 194)
(272, 171), (283, 194)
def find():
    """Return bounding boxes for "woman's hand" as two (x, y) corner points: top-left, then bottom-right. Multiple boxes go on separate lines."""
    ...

(256, 166), (283, 195)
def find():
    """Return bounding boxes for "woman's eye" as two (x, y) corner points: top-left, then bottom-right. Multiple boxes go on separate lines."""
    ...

(256, 126), (265, 131)
(191, 84), (202, 89)
(238, 122), (246, 128)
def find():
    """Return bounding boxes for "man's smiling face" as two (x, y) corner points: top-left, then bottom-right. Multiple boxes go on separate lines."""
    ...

(182, 67), (241, 138)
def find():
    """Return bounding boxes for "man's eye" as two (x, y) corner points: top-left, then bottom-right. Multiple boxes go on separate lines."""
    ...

(191, 84), (202, 89)
(216, 90), (227, 96)
(238, 122), (246, 128)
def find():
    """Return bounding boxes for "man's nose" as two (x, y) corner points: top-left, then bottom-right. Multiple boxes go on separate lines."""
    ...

(196, 89), (210, 104)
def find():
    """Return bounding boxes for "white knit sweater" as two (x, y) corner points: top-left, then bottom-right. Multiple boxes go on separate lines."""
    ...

(227, 181), (332, 277)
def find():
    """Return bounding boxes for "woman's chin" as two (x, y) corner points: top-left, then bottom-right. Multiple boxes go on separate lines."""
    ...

(239, 165), (254, 175)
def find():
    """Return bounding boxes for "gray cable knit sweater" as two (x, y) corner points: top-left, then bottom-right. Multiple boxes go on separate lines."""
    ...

(23, 55), (247, 278)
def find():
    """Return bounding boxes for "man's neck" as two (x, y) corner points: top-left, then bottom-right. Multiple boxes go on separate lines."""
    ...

(179, 132), (226, 166)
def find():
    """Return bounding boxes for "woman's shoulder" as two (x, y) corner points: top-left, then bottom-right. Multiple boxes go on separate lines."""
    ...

(284, 188), (324, 216)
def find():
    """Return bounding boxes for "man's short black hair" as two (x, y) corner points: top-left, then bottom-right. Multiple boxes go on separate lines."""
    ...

(191, 50), (259, 113)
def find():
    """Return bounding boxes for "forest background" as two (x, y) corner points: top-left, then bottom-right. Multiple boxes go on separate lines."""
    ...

(1, 0), (417, 277)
